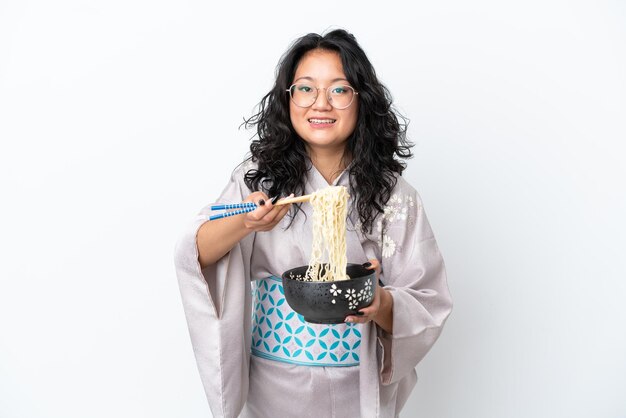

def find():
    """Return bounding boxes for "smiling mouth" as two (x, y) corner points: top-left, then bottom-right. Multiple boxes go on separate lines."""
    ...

(308, 118), (336, 124)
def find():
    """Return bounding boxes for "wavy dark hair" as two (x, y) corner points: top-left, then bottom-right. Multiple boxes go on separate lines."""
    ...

(242, 29), (413, 234)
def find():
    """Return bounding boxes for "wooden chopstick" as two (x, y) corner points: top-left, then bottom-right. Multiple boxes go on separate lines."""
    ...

(273, 194), (312, 206)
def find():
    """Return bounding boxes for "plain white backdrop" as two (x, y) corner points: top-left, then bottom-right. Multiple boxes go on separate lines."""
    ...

(1, 1), (625, 417)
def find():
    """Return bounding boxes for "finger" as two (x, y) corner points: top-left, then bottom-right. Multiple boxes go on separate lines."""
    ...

(356, 307), (377, 319)
(261, 193), (294, 223)
(250, 200), (277, 221)
(250, 207), (290, 230)
(344, 315), (369, 324)
(243, 191), (269, 204)
(241, 192), (271, 220)
(247, 205), (272, 221)
(267, 193), (294, 210)
(258, 205), (285, 224)
(364, 259), (381, 281)
(365, 258), (381, 272)
(274, 202), (292, 222)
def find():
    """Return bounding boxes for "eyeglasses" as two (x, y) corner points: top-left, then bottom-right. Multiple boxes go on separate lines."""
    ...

(286, 83), (358, 110)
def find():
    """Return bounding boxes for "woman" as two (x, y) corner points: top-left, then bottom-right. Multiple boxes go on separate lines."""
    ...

(174, 29), (452, 418)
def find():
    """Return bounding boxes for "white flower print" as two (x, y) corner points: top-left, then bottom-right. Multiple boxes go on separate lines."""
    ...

(382, 235), (396, 258)
(376, 192), (416, 254)
(344, 288), (356, 299)
(349, 300), (358, 310)
(379, 192), (413, 229)
(398, 206), (408, 221)
(330, 284), (342, 297)
(357, 289), (366, 301)
(364, 279), (372, 294)
(390, 206), (401, 222)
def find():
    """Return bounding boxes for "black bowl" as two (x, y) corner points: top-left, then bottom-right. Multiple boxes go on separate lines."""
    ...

(281, 263), (378, 324)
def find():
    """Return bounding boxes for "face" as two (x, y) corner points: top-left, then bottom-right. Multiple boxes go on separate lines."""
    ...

(289, 49), (358, 155)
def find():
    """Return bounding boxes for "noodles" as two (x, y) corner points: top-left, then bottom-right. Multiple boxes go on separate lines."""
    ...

(305, 186), (350, 282)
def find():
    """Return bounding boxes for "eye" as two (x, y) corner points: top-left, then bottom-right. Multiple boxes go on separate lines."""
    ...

(296, 84), (313, 93)
(331, 86), (349, 95)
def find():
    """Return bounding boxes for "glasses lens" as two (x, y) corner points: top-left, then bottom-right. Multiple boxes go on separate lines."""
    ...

(328, 85), (355, 109)
(290, 83), (317, 107)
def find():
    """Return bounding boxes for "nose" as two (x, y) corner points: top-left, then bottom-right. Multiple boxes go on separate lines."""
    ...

(311, 88), (332, 111)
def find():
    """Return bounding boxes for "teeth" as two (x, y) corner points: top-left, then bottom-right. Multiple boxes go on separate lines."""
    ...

(309, 119), (336, 124)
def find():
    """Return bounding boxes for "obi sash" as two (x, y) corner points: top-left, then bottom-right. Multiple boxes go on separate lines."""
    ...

(251, 276), (362, 367)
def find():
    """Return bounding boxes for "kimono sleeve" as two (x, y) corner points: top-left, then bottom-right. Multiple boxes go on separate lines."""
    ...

(173, 166), (255, 418)
(374, 180), (453, 386)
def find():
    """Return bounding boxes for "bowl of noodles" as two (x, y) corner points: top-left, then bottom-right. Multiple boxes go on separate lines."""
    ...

(282, 263), (377, 324)
(280, 185), (377, 324)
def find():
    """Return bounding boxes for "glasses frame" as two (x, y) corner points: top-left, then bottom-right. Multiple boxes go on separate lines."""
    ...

(286, 83), (359, 110)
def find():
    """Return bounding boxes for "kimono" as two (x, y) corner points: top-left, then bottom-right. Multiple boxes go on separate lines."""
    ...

(174, 160), (453, 418)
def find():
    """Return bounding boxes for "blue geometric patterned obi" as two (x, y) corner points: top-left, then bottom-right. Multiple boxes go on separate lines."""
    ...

(251, 276), (362, 367)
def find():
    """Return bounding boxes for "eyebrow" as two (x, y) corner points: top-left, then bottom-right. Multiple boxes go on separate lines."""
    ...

(293, 76), (350, 83)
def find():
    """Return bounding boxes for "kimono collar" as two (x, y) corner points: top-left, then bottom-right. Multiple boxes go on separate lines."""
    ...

(306, 160), (352, 191)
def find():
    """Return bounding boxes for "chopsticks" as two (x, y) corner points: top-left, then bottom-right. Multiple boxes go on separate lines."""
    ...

(274, 194), (312, 206)
(207, 194), (312, 221)
(208, 203), (257, 221)
(210, 203), (257, 211)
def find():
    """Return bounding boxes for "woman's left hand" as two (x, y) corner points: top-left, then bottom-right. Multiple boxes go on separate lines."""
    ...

(344, 259), (394, 334)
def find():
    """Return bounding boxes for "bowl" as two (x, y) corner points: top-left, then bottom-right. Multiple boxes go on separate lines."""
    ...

(281, 263), (378, 324)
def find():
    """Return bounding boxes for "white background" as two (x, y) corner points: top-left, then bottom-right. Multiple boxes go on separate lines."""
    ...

(1, 1), (625, 417)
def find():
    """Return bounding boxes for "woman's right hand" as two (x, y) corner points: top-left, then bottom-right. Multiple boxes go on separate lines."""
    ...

(197, 191), (294, 268)
(242, 192), (294, 232)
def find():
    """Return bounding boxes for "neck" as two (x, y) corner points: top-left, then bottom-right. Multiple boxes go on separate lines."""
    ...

(307, 146), (351, 185)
